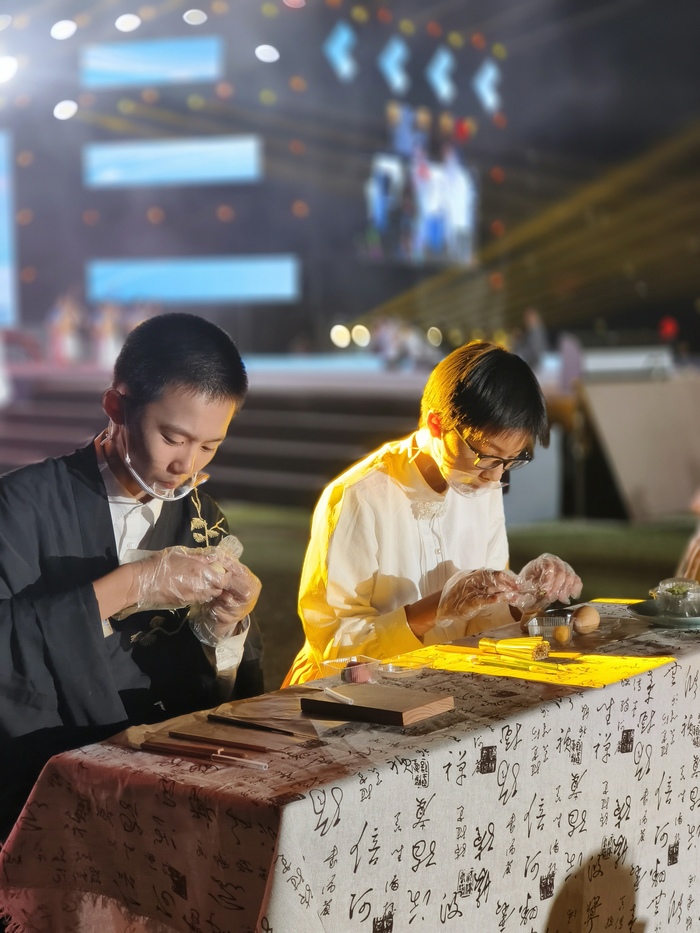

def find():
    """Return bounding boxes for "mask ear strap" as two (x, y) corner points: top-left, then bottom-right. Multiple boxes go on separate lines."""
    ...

(410, 427), (433, 462)
(100, 421), (115, 446)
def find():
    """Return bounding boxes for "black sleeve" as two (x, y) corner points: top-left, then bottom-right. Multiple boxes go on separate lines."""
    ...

(0, 461), (128, 839)
(0, 464), (125, 738)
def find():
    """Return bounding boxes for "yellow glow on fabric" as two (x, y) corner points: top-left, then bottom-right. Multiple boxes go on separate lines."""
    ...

(394, 645), (674, 689)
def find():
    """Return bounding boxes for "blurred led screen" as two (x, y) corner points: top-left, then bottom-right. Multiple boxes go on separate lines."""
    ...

(84, 136), (262, 187)
(80, 37), (224, 88)
(87, 256), (300, 304)
(0, 132), (16, 328)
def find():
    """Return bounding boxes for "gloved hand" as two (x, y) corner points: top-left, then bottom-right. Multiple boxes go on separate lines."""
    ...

(436, 568), (525, 625)
(131, 546), (230, 611)
(188, 535), (262, 646)
(517, 553), (582, 613)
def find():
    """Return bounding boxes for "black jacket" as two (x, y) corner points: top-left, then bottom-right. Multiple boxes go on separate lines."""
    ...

(0, 442), (263, 837)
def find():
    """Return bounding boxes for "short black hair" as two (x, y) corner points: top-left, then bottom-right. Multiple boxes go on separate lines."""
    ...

(113, 312), (248, 408)
(420, 341), (549, 446)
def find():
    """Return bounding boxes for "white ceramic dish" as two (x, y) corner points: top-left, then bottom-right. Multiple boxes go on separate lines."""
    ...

(629, 599), (700, 630)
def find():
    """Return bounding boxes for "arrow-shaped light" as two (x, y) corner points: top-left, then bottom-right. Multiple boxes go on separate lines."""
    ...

(472, 57), (502, 114)
(425, 46), (456, 105)
(323, 21), (358, 83)
(378, 36), (410, 95)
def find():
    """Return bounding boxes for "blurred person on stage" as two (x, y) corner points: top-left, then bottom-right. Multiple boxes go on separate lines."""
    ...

(284, 341), (581, 685)
(0, 313), (263, 840)
(91, 302), (124, 370)
(47, 288), (85, 365)
(512, 307), (549, 374)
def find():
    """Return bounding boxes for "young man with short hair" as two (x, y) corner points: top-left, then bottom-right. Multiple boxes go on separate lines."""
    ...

(0, 313), (263, 839)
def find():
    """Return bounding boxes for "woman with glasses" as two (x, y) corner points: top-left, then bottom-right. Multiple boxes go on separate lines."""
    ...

(284, 340), (581, 685)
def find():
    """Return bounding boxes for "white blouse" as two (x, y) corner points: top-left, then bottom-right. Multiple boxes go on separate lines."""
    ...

(288, 434), (509, 682)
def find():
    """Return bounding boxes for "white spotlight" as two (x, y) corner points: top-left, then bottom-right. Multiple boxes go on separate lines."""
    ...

(330, 325), (351, 349)
(183, 9), (208, 25)
(115, 14), (142, 32)
(53, 99), (78, 120)
(0, 57), (18, 84)
(255, 45), (280, 63)
(50, 20), (78, 40)
(351, 324), (371, 348)
(427, 326), (443, 347)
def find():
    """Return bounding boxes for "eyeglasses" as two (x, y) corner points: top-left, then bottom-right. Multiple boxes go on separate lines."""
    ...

(458, 432), (532, 472)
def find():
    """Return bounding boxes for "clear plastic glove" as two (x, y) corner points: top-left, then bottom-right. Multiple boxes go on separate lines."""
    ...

(131, 546), (229, 612)
(516, 553), (582, 613)
(436, 568), (526, 629)
(188, 535), (261, 646)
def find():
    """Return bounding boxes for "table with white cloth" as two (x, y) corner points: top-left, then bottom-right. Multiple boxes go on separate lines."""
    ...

(2, 611), (700, 933)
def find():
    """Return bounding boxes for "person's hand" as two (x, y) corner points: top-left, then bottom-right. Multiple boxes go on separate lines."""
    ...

(436, 568), (524, 625)
(186, 536), (262, 645)
(190, 559), (261, 642)
(204, 535), (261, 623)
(517, 553), (582, 611)
(212, 564), (261, 622)
(678, 531), (700, 582)
(131, 546), (229, 612)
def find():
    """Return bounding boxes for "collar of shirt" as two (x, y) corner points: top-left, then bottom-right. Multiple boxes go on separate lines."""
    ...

(96, 442), (164, 562)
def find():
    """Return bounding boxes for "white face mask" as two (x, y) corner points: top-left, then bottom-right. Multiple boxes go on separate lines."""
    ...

(442, 466), (504, 498)
(104, 420), (209, 502)
(425, 430), (505, 498)
(122, 446), (209, 501)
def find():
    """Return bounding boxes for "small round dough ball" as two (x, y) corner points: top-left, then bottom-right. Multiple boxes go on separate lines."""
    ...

(553, 625), (572, 644)
(571, 604), (600, 635)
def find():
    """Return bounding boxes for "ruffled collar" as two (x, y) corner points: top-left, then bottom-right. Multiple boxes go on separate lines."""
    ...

(380, 432), (449, 512)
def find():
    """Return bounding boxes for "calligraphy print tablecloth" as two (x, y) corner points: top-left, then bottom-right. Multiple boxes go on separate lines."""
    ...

(3, 625), (700, 932)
